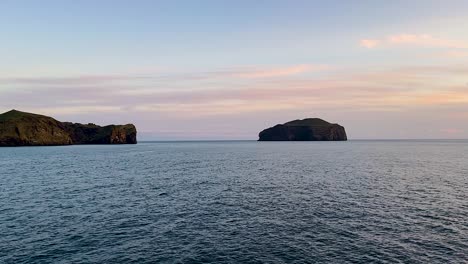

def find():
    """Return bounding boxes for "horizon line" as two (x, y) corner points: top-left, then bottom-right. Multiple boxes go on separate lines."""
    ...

(138, 139), (468, 142)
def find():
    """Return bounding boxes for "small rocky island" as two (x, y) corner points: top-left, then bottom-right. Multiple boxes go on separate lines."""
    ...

(0, 110), (137, 146)
(259, 118), (347, 141)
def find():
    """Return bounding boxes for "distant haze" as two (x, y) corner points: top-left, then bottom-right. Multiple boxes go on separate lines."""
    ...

(1, 1), (468, 140)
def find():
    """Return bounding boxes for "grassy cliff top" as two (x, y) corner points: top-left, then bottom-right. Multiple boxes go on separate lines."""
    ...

(0, 109), (55, 122)
(1, 110), (134, 128)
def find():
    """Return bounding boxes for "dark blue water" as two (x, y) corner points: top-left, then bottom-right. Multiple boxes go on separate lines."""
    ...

(1, 141), (467, 263)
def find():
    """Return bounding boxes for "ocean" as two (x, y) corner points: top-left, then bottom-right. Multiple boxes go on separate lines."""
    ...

(1, 140), (467, 263)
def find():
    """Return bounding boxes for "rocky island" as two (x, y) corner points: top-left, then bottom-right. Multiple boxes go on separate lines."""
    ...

(0, 110), (137, 146)
(259, 118), (347, 141)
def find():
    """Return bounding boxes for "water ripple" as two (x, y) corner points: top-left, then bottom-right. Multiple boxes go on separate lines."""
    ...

(0, 141), (467, 263)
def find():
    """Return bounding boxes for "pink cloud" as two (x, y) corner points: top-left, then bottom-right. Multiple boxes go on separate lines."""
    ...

(388, 34), (468, 49)
(360, 39), (380, 48)
(234, 64), (330, 78)
(2, 63), (468, 140)
(360, 34), (468, 49)
(0, 65), (332, 86)
(2, 64), (468, 118)
(441, 50), (468, 58)
(440, 128), (463, 134)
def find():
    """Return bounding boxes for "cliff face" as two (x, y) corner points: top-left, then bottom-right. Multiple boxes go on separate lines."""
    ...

(0, 110), (73, 146)
(63, 122), (137, 145)
(259, 118), (347, 141)
(0, 110), (137, 146)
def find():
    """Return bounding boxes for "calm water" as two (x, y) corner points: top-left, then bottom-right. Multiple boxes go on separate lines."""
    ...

(0, 141), (467, 263)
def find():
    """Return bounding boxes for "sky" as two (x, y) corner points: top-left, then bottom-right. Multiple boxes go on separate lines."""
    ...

(1, 0), (468, 139)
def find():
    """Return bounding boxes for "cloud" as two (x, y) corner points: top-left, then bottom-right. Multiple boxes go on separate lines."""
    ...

(0, 64), (330, 88)
(233, 64), (329, 78)
(360, 34), (468, 49)
(440, 50), (468, 58)
(0, 75), (149, 85)
(360, 39), (380, 49)
(2, 64), (468, 115)
(2, 63), (468, 139)
(387, 34), (466, 48)
(440, 128), (463, 135)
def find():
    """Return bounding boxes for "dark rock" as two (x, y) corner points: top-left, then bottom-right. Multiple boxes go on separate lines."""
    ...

(63, 122), (137, 145)
(259, 118), (347, 141)
(0, 110), (137, 146)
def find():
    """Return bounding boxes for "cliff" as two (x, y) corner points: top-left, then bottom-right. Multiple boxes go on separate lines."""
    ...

(63, 122), (137, 145)
(258, 118), (347, 141)
(0, 110), (137, 146)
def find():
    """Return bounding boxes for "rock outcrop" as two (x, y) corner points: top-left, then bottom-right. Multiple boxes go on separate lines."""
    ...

(258, 118), (347, 141)
(62, 122), (137, 145)
(0, 110), (137, 146)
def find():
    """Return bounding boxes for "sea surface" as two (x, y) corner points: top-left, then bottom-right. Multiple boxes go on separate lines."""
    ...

(0, 140), (467, 263)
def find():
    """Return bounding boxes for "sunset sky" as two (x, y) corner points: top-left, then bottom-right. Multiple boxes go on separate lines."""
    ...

(1, 0), (468, 139)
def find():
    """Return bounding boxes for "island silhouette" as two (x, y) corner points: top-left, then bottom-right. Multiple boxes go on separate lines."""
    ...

(0, 110), (136, 146)
(258, 118), (347, 141)
(0, 110), (348, 146)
